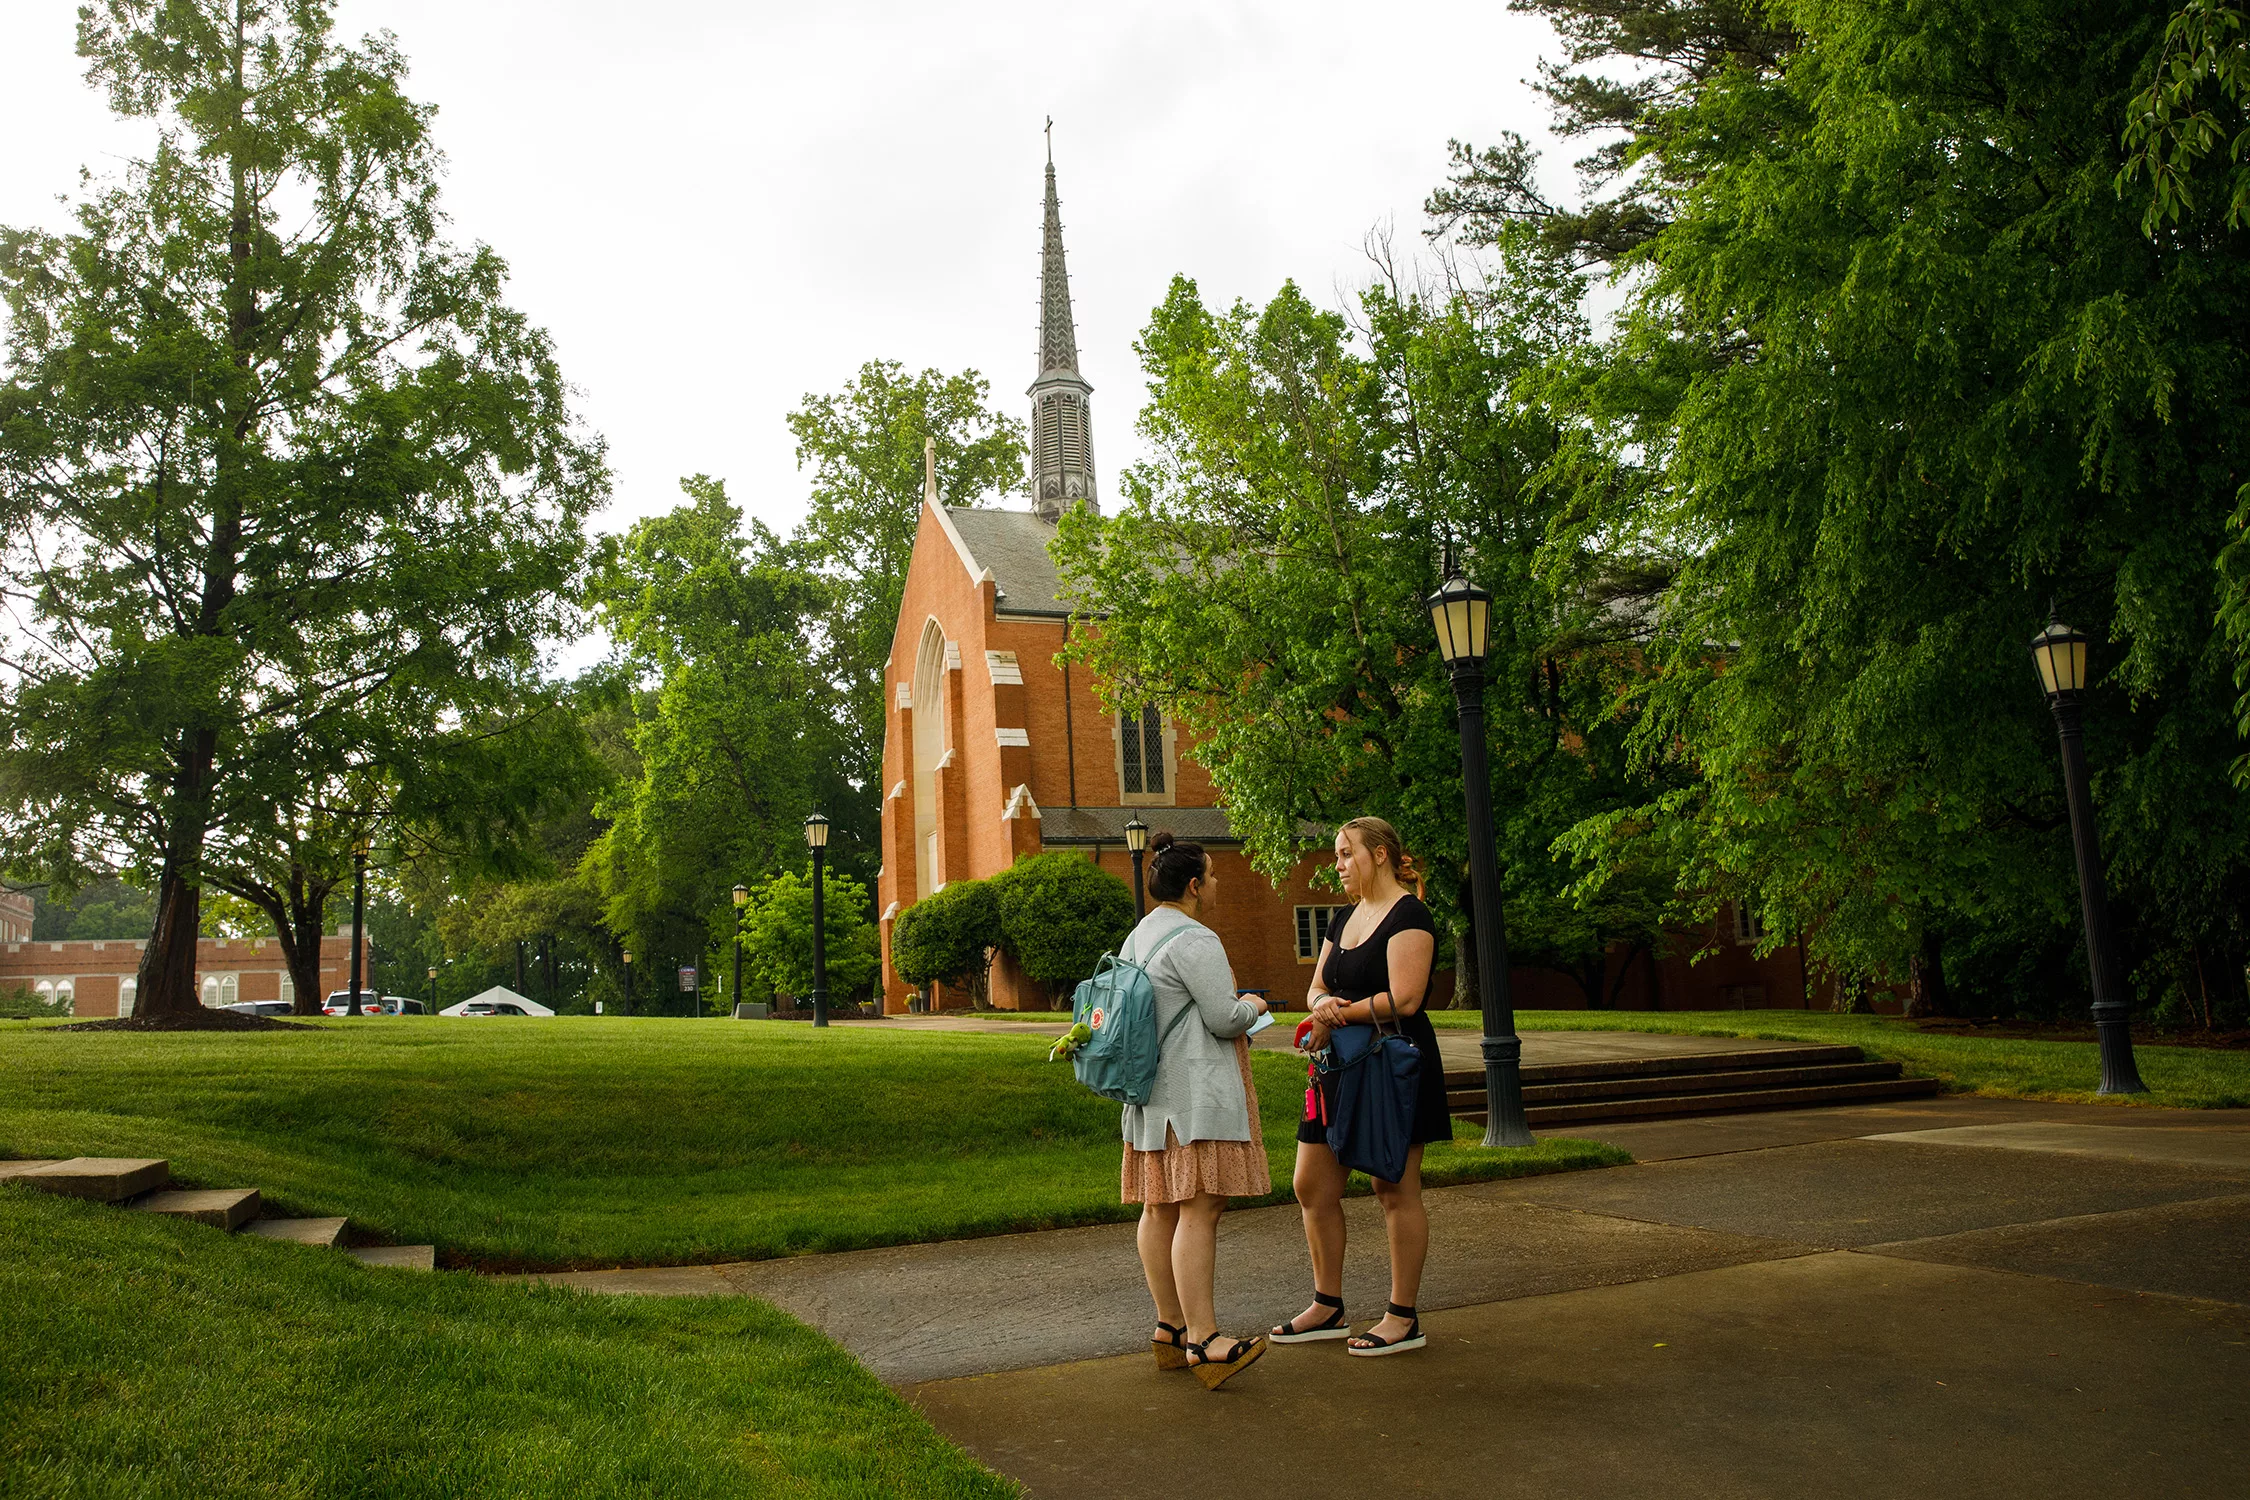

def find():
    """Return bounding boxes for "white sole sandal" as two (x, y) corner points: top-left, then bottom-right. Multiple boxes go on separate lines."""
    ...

(1271, 1290), (1353, 1343)
(1347, 1302), (1427, 1357)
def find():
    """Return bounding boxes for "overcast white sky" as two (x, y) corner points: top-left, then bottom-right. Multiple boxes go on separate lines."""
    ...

(0, 0), (1567, 539)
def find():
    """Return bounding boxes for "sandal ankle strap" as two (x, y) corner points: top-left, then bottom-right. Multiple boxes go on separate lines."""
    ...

(1312, 1291), (1343, 1309)
(1386, 1301), (1417, 1319)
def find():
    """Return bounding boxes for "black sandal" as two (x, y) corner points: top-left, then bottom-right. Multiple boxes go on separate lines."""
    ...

(1271, 1290), (1351, 1343)
(1347, 1302), (1427, 1357)
(1151, 1320), (1189, 1370)
(1186, 1332), (1268, 1389)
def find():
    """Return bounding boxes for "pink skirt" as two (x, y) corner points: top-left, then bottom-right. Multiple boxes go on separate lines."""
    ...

(1120, 1036), (1272, 1204)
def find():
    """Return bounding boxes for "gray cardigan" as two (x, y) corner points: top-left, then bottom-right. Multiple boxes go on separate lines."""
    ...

(1117, 906), (1262, 1151)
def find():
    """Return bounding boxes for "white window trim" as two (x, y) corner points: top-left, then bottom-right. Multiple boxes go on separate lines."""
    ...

(1293, 905), (1351, 964)
(1732, 904), (1767, 946)
(1113, 706), (1178, 807)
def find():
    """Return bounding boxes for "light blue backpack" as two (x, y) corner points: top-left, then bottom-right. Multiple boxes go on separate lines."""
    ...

(1069, 925), (1194, 1105)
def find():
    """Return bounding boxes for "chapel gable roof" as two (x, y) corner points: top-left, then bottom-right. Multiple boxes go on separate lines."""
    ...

(942, 506), (1082, 618)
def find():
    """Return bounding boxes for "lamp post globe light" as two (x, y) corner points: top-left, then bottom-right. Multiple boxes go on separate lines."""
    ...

(1426, 562), (1536, 1148)
(2030, 618), (2147, 1095)
(426, 966), (437, 1016)
(805, 812), (831, 1028)
(1124, 817), (1150, 919)
(621, 949), (633, 1017)
(732, 884), (749, 1020)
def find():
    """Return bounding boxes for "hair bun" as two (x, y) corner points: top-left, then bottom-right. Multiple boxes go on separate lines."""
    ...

(1149, 830), (1177, 851)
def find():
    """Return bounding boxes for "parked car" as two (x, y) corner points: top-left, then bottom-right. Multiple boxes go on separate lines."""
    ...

(222, 1000), (295, 1018)
(454, 1000), (533, 1017)
(320, 992), (426, 1016)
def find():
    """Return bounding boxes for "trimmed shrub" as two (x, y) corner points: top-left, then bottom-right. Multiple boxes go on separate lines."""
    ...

(889, 878), (1001, 1007)
(989, 852), (1135, 998)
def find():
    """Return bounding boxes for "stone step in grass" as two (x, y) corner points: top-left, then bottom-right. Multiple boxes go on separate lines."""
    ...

(6, 1157), (170, 1201)
(134, 1188), (261, 1230)
(246, 1216), (351, 1248)
(0, 1159), (64, 1180)
(347, 1244), (436, 1271)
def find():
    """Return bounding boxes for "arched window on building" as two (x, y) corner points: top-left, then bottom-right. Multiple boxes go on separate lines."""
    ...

(200, 973), (238, 1007)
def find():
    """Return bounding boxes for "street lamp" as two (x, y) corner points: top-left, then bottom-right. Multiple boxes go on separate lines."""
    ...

(426, 965), (437, 1016)
(1124, 817), (1150, 919)
(732, 883), (749, 1020)
(621, 949), (633, 1017)
(347, 841), (369, 1017)
(2030, 617), (2148, 1094)
(804, 813), (830, 1027)
(1426, 561), (1535, 1147)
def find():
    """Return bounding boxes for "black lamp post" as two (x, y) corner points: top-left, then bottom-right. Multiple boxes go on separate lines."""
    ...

(426, 965), (437, 1016)
(347, 842), (368, 1017)
(621, 949), (633, 1017)
(805, 813), (831, 1028)
(732, 883), (749, 1020)
(2030, 618), (2148, 1095)
(1124, 817), (1149, 919)
(1427, 562), (1535, 1147)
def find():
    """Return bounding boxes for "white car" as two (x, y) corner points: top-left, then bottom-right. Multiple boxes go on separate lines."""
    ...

(321, 992), (426, 1016)
(222, 1000), (295, 1018)
(454, 1000), (533, 1017)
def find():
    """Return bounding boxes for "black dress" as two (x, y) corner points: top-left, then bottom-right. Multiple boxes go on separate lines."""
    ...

(1296, 894), (1453, 1150)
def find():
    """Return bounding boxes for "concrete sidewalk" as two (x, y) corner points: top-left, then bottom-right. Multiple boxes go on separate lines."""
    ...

(536, 1093), (2250, 1496)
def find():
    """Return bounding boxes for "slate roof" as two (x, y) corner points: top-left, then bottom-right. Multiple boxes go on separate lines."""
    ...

(944, 506), (1081, 617)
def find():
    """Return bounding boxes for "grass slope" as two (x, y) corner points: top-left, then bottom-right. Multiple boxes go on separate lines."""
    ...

(1425, 1008), (2250, 1108)
(0, 1188), (1010, 1500)
(0, 1019), (1622, 1269)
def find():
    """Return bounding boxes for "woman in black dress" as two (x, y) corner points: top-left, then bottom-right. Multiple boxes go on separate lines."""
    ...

(1270, 816), (1445, 1357)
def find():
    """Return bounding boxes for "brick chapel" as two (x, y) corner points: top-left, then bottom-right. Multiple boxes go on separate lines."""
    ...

(872, 150), (1835, 1016)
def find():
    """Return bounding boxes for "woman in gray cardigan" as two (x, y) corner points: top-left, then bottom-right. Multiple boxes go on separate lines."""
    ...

(1119, 833), (1273, 1389)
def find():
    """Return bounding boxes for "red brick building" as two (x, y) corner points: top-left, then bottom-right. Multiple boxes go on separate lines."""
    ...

(873, 151), (1830, 1016)
(0, 923), (374, 1018)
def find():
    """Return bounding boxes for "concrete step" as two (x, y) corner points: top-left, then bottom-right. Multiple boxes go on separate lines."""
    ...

(348, 1244), (436, 1271)
(246, 1216), (350, 1247)
(1446, 1060), (1904, 1110)
(1456, 1075), (1942, 1128)
(1443, 1045), (1869, 1092)
(0, 1159), (65, 1181)
(133, 1187), (261, 1230)
(9, 1158), (171, 1202)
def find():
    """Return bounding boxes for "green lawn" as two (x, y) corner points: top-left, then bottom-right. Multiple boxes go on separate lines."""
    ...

(0, 1187), (1010, 1500)
(1425, 1008), (2250, 1109)
(0, 1018), (1622, 1269)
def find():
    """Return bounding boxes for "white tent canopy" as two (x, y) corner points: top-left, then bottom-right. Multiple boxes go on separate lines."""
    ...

(440, 985), (554, 1017)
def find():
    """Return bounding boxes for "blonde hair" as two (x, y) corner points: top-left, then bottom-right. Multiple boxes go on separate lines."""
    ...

(1339, 816), (1423, 897)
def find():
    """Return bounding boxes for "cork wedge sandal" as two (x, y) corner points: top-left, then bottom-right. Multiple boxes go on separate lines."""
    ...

(1185, 1333), (1268, 1390)
(1152, 1321), (1190, 1371)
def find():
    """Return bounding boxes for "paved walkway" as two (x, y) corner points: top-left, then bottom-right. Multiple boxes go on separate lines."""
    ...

(537, 1094), (2250, 1497)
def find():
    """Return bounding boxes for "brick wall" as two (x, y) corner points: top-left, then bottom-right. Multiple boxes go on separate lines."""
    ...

(0, 932), (376, 1017)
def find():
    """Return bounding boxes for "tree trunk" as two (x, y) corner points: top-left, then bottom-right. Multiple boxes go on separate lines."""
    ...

(1608, 943), (1649, 1009)
(1577, 952), (1609, 1010)
(134, 727), (221, 1017)
(1905, 930), (1951, 1019)
(1453, 877), (1481, 1011)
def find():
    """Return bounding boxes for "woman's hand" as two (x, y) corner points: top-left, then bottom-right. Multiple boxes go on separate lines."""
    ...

(1311, 994), (1351, 1030)
(1302, 1020), (1332, 1052)
(1240, 993), (1270, 1016)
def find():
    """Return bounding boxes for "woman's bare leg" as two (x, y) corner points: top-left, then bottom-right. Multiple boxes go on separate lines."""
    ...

(1282, 1141), (1348, 1332)
(1137, 1201), (1184, 1336)
(1172, 1192), (1229, 1347)
(1355, 1146), (1426, 1346)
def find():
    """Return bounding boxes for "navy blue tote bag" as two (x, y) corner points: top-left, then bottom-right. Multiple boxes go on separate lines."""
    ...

(1317, 1020), (1421, 1184)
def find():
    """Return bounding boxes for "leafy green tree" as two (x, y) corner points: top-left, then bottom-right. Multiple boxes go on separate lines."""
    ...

(1527, 0), (2250, 1022)
(740, 868), (880, 1004)
(26, 877), (155, 942)
(1053, 253), (1683, 1008)
(988, 853), (1134, 999)
(586, 477), (843, 981)
(785, 362), (1027, 799)
(889, 877), (1001, 1009)
(0, 1), (604, 1016)
(2121, 1), (2250, 232)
